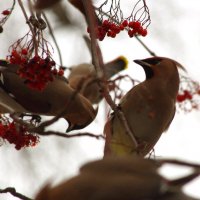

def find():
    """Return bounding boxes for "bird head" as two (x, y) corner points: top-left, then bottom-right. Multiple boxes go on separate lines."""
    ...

(134, 57), (183, 98)
(66, 103), (98, 132)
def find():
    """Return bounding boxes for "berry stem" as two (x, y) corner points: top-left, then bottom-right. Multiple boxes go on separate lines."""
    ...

(18, 0), (38, 55)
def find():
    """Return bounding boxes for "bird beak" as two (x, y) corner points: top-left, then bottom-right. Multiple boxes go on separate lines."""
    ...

(134, 59), (154, 79)
(66, 123), (88, 132)
(134, 60), (152, 68)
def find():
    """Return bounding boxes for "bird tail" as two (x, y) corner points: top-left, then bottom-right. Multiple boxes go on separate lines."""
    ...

(104, 56), (128, 79)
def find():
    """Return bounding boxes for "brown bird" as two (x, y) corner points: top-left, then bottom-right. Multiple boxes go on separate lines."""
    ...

(35, 156), (198, 200)
(104, 57), (183, 156)
(0, 60), (97, 131)
(35, 156), (163, 200)
(68, 56), (128, 104)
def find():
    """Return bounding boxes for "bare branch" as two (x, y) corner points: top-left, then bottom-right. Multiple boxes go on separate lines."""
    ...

(42, 12), (63, 67)
(158, 159), (200, 169)
(0, 187), (32, 200)
(82, 0), (138, 149)
(37, 130), (105, 139)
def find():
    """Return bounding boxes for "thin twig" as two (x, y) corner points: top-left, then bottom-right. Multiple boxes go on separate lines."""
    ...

(82, 0), (138, 148)
(0, 187), (32, 200)
(37, 131), (105, 139)
(42, 12), (63, 67)
(167, 171), (200, 187)
(0, 0), (16, 27)
(18, 0), (38, 55)
(159, 159), (200, 169)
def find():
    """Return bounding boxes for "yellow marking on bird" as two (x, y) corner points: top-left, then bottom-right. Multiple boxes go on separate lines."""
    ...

(118, 56), (128, 69)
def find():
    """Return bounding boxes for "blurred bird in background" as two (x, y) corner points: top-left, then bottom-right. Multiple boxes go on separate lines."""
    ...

(35, 156), (198, 200)
(68, 55), (128, 104)
(104, 57), (184, 156)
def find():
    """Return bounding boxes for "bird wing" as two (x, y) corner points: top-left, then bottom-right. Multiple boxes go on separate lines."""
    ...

(1, 69), (51, 113)
(0, 87), (27, 113)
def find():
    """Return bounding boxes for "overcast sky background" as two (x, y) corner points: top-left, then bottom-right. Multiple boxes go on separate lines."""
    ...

(0, 0), (200, 199)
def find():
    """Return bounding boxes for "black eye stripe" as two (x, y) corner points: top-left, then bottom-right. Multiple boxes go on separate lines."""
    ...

(143, 58), (162, 65)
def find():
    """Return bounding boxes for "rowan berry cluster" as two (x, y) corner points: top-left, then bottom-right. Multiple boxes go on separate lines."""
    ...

(87, 20), (147, 41)
(176, 76), (200, 112)
(176, 90), (193, 102)
(0, 120), (39, 150)
(8, 49), (64, 90)
(1, 10), (10, 15)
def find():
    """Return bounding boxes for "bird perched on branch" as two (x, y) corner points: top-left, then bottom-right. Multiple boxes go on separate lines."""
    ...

(104, 57), (184, 156)
(0, 60), (97, 132)
(68, 56), (128, 104)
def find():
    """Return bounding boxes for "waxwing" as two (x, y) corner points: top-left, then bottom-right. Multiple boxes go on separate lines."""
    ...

(35, 156), (198, 200)
(35, 156), (163, 200)
(68, 56), (128, 104)
(0, 60), (97, 131)
(104, 57), (183, 156)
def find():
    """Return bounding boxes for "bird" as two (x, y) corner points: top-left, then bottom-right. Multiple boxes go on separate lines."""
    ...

(104, 57), (183, 156)
(0, 60), (97, 131)
(35, 156), (163, 200)
(35, 156), (198, 200)
(68, 56), (128, 104)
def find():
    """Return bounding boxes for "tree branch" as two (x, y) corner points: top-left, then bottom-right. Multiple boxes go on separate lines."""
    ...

(0, 187), (32, 200)
(37, 130), (105, 139)
(82, 0), (138, 148)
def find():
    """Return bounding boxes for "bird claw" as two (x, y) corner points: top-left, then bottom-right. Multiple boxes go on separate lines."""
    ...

(19, 113), (41, 123)
(135, 140), (148, 155)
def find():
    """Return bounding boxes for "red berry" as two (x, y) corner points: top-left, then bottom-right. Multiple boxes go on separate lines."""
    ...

(137, 27), (144, 35)
(184, 90), (192, 100)
(141, 28), (148, 37)
(110, 23), (117, 31)
(102, 20), (110, 30)
(33, 55), (40, 62)
(107, 31), (112, 37)
(111, 32), (116, 38)
(58, 69), (64, 76)
(177, 94), (185, 102)
(87, 27), (90, 33)
(11, 50), (19, 57)
(128, 29), (136, 38)
(102, 20), (109, 26)
(119, 24), (124, 31)
(128, 21), (134, 28)
(21, 48), (28, 55)
(132, 21), (141, 30)
(2, 10), (10, 15)
(122, 20), (128, 27)
(115, 26), (121, 34)
(52, 69), (58, 75)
